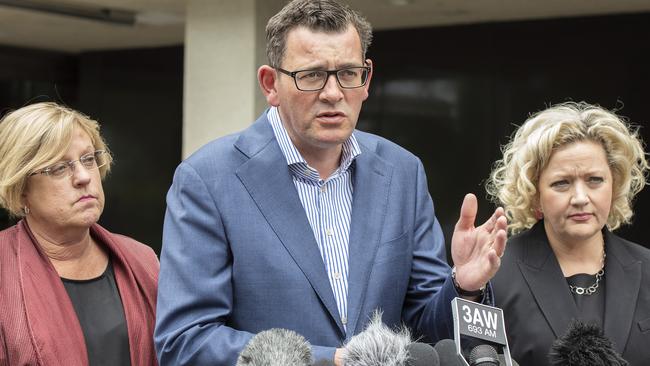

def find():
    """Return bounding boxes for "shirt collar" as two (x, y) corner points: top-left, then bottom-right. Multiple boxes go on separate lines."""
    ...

(267, 106), (361, 175)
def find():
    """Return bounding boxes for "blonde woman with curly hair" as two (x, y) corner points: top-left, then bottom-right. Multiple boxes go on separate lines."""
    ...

(0, 102), (159, 365)
(486, 102), (650, 366)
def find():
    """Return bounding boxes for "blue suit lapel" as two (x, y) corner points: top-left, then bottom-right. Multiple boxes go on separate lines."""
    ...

(346, 139), (393, 336)
(234, 115), (345, 335)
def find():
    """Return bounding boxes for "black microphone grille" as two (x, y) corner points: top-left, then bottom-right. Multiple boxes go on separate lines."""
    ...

(469, 344), (499, 366)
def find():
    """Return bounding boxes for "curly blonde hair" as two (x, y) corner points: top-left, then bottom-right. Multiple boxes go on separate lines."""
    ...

(0, 102), (113, 218)
(486, 102), (648, 234)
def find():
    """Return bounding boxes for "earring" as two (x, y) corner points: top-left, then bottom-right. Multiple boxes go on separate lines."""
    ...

(23, 206), (30, 215)
(534, 209), (543, 220)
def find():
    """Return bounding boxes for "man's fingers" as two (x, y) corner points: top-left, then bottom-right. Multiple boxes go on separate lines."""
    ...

(494, 207), (506, 230)
(483, 211), (497, 232)
(455, 193), (478, 231)
(484, 206), (506, 233)
(496, 212), (507, 231)
(488, 250), (501, 272)
(492, 219), (507, 257)
(492, 213), (507, 256)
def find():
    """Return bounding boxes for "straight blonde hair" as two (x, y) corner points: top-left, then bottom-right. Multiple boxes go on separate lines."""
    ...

(0, 102), (112, 217)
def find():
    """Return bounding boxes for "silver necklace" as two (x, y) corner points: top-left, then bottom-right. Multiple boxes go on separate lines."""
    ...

(569, 251), (606, 296)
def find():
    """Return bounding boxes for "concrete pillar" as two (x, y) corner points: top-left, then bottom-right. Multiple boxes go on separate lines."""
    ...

(183, 0), (285, 158)
(254, 0), (285, 115)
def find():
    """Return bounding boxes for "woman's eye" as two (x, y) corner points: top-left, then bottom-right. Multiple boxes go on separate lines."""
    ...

(551, 180), (569, 188)
(49, 164), (68, 176)
(588, 176), (604, 184)
(80, 155), (96, 167)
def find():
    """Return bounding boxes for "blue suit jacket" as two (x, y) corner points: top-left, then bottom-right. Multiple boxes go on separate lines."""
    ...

(155, 113), (463, 365)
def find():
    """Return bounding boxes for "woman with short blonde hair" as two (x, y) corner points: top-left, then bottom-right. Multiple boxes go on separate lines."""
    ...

(487, 102), (647, 234)
(0, 102), (158, 365)
(0, 102), (112, 216)
(487, 102), (650, 365)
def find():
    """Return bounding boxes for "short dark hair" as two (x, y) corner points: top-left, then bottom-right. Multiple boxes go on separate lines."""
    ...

(266, 0), (373, 67)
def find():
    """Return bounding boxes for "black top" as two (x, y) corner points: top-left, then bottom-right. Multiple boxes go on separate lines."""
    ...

(566, 272), (605, 328)
(62, 260), (131, 366)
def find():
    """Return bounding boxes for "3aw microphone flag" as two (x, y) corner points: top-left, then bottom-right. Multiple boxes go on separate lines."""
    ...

(451, 297), (514, 366)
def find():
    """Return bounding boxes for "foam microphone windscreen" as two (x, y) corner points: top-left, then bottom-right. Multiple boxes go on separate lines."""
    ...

(236, 328), (312, 366)
(341, 311), (412, 366)
(548, 320), (628, 366)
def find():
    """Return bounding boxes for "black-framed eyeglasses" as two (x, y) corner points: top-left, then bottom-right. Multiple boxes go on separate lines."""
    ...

(29, 150), (108, 179)
(276, 65), (370, 91)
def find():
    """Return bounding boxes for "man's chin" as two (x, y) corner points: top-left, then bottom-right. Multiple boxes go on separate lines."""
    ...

(314, 136), (351, 148)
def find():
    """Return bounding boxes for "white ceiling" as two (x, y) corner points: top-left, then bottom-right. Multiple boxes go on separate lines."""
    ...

(0, 0), (185, 52)
(1, 0), (649, 53)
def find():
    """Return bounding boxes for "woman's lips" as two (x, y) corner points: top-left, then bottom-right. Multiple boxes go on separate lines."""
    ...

(569, 213), (592, 221)
(77, 195), (96, 203)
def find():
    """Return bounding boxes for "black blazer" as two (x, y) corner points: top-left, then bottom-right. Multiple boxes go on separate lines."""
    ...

(493, 222), (650, 366)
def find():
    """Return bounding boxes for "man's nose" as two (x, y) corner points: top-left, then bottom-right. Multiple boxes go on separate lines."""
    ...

(319, 74), (344, 103)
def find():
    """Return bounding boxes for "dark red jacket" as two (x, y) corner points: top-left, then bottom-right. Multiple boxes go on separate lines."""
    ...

(0, 220), (159, 366)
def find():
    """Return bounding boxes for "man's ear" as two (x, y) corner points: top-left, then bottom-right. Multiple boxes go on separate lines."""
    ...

(258, 65), (280, 106)
(361, 59), (373, 102)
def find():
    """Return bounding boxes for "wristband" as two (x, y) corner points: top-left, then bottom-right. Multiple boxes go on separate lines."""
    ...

(451, 266), (485, 297)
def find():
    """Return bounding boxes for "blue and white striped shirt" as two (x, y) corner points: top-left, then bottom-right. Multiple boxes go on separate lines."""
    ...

(268, 107), (360, 331)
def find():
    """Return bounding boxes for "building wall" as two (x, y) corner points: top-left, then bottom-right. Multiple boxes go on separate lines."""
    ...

(1, 12), (649, 252)
(0, 46), (183, 253)
(364, 12), (650, 250)
(77, 46), (183, 251)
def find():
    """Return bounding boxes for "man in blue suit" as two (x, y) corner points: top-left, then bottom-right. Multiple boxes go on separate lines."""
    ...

(155, 0), (507, 365)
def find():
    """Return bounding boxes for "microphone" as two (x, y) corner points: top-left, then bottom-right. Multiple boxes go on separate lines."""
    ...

(406, 342), (440, 366)
(435, 339), (519, 366)
(341, 311), (439, 366)
(450, 297), (516, 366)
(548, 320), (628, 366)
(236, 328), (312, 366)
(468, 344), (499, 366)
(434, 339), (464, 366)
